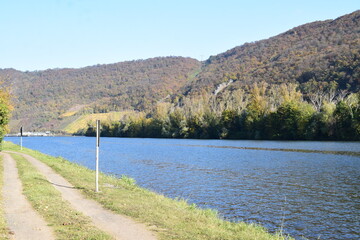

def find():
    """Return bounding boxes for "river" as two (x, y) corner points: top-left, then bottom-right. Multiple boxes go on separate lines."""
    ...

(4, 137), (360, 239)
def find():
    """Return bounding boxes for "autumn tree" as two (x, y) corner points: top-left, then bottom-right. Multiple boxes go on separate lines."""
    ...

(245, 82), (270, 139)
(0, 83), (12, 143)
(334, 93), (360, 140)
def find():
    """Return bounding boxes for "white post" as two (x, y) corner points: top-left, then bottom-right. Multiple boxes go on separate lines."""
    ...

(95, 120), (100, 192)
(20, 126), (23, 151)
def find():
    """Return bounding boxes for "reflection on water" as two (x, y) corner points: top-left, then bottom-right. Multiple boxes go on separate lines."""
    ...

(5, 137), (360, 239)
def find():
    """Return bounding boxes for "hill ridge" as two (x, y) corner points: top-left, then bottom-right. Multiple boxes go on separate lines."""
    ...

(182, 9), (359, 96)
(1, 10), (359, 132)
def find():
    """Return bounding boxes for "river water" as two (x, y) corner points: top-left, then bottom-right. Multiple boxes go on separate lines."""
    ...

(5, 137), (360, 239)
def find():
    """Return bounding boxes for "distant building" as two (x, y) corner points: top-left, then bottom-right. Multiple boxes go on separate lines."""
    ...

(6, 131), (53, 137)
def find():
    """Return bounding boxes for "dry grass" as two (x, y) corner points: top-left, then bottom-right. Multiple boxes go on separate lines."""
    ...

(11, 153), (113, 239)
(0, 155), (10, 239)
(59, 111), (77, 118)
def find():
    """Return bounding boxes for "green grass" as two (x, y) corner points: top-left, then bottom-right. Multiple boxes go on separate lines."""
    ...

(0, 155), (10, 239)
(4, 141), (291, 240)
(10, 153), (113, 240)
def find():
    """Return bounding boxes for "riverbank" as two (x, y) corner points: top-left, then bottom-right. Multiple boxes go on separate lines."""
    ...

(1, 141), (290, 240)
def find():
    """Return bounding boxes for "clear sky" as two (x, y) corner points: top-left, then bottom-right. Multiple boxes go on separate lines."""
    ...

(0, 0), (359, 71)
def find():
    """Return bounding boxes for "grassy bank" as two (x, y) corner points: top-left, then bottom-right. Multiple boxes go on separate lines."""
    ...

(3, 141), (291, 240)
(11, 153), (112, 239)
(0, 155), (9, 239)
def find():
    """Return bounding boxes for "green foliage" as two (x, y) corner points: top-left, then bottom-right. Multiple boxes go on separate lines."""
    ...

(267, 101), (315, 140)
(333, 94), (360, 140)
(120, 175), (136, 186)
(0, 102), (10, 140)
(80, 82), (359, 140)
(0, 84), (11, 142)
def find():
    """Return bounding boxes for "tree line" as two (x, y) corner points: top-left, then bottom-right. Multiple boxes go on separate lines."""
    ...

(80, 82), (360, 140)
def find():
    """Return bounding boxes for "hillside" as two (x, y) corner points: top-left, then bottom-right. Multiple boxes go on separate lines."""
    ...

(183, 10), (360, 96)
(1, 10), (359, 133)
(0, 57), (201, 132)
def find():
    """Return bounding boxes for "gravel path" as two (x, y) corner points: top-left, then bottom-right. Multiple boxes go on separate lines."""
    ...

(10, 151), (157, 240)
(1, 153), (55, 240)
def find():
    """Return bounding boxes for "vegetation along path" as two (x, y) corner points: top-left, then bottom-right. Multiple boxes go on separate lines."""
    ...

(2, 142), (290, 240)
(1, 152), (55, 240)
(6, 151), (157, 240)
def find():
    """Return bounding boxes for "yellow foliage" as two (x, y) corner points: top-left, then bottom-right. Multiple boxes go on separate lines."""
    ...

(0, 82), (13, 136)
(247, 82), (269, 116)
(63, 111), (133, 133)
(59, 111), (77, 118)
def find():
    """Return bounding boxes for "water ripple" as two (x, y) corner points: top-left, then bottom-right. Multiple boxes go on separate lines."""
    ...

(6, 137), (360, 240)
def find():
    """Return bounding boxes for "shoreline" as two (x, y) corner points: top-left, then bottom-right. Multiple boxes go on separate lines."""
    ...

(1, 141), (291, 240)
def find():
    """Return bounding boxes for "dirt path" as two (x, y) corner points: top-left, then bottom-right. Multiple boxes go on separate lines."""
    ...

(8, 151), (157, 240)
(1, 153), (55, 240)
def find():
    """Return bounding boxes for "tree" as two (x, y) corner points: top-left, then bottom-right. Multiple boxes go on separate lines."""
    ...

(0, 84), (11, 143)
(245, 82), (269, 139)
(334, 93), (360, 140)
(268, 101), (314, 140)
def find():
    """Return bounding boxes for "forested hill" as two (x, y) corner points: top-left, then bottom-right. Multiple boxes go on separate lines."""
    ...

(0, 57), (201, 131)
(1, 10), (360, 134)
(183, 10), (360, 95)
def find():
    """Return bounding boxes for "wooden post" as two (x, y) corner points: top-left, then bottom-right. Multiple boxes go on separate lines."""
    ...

(95, 120), (100, 192)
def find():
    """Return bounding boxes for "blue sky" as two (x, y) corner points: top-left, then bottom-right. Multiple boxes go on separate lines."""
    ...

(0, 0), (359, 71)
